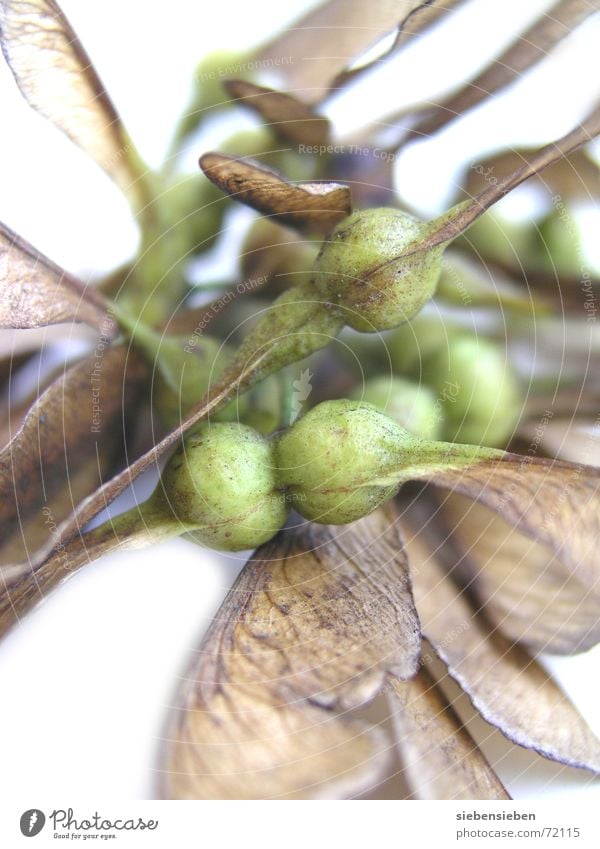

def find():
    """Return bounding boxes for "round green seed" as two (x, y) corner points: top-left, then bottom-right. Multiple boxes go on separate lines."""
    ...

(275, 399), (418, 523)
(426, 335), (521, 447)
(156, 423), (288, 550)
(313, 208), (443, 332)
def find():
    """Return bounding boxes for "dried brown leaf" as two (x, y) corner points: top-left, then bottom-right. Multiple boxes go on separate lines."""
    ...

(405, 0), (598, 143)
(400, 102), (600, 257)
(0, 358), (68, 450)
(388, 669), (510, 799)
(255, 0), (463, 104)
(436, 493), (600, 655)
(0, 0), (145, 202)
(338, 0), (465, 91)
(423, 452), (600, 596)
(0, 396), (29, 451)
(163, 694), (386, 800)
(223, 79), (330, 146)
(0, 459), (112, 567)
(463, 147), (600, 203)
(0, 221), (115, 333)
(0, 344), (148, 563)
(402, 514), (600, 771)
(0, 349), (28, 387)
(391, 0), (463, 49)
(159, 509), (419, 799)
(199, 152), (351, 234)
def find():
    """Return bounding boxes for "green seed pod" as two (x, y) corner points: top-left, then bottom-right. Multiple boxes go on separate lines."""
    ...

(532, 209), (582, 275)
(387, 312), (455, 375)
(155, 423), (288, 550)
(313, 208), (444, 332)
(426, 335), (521, 447)
(275, 399), (420, 523)
(351, 376), (441, 440)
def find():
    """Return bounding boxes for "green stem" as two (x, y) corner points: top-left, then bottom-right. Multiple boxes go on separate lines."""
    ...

(212, 281), (344, 399)
(110, 300), (162, 356)
(371, 441), (503, 488)
(279, 368), (294, 429)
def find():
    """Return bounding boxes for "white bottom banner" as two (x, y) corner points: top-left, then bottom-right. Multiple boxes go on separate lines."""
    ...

(1, 801), (599, 848)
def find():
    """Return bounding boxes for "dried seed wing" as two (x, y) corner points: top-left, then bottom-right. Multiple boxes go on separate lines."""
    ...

(159, 509), (420, 798)
(223, 79), (331, 146)
(388, 669), (510, 799)
(0, 0), (148, 204)
(0, 221), (115, 334)
(199, 152), (351, 234)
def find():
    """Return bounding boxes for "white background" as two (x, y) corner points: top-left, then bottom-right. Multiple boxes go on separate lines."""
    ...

(0, 0), (599, 801)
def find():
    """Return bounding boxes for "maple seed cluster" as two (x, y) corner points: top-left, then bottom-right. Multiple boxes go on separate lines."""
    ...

(152, 400), (426, 550)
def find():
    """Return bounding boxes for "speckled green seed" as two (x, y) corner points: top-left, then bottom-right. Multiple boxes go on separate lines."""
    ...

(156, 423), (288, 550)
(313, 208), (443, 332)
(275, 399), (419, 523)
(351, 376), (441, 440)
